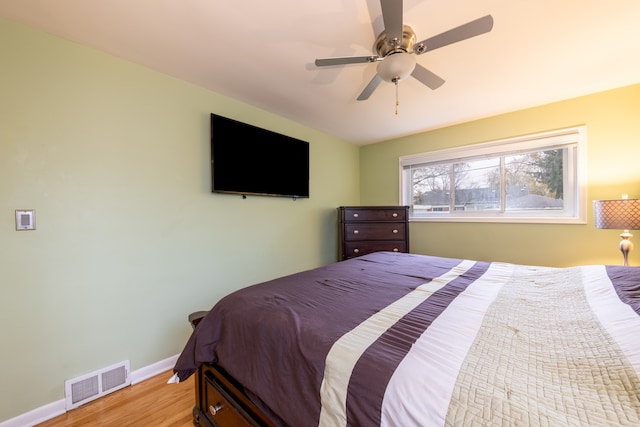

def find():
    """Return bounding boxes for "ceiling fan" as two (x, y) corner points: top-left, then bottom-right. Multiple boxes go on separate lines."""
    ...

(314, 0), (494, 102)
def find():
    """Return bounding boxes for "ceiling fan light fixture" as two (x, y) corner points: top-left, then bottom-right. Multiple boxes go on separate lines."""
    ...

(376, 52), (416, 82)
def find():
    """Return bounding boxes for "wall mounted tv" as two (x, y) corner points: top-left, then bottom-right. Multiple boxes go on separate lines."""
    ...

(210, 113), (310, 199)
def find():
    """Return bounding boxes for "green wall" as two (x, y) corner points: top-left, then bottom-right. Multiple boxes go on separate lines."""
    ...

(361, 84), (640, 267)
(0, 18), (359, 422)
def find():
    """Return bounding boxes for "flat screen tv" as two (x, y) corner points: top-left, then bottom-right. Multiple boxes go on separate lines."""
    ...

(210, 113), (310, 199)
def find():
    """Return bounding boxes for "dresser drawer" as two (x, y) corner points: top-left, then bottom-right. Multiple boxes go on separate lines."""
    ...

(344, 241), (407, 259)
(344, 223), (406, 241)
(342, 207), (407, 222)
(204, 375), (252, 427)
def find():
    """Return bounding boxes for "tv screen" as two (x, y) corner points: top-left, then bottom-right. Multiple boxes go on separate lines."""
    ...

(211, 114), (310, 198)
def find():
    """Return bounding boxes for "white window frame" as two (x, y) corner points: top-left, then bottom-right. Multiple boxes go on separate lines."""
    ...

(399, 126), (587, 224)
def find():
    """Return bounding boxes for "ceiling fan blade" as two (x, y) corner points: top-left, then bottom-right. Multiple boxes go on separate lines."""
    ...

(411, 64), (445, 90)
(380, 0), (403, 46)
(315, 56), (378, 67)
(357, 75), (383, 101)
(414, 14), (494, 55)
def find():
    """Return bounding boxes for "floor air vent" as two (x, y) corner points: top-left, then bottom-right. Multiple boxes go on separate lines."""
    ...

(64, 360), (131, 410)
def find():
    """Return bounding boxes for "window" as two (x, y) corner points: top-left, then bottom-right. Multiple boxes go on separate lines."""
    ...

(400, 126), (587, 223)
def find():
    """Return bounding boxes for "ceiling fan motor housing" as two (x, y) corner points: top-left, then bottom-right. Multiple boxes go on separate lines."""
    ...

(374, 25), (417, 56)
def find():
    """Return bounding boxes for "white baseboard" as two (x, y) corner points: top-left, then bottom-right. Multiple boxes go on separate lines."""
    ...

(131, 354), (178, 385)
(0, 401), (67, 427)
(0, 354), (179, 427)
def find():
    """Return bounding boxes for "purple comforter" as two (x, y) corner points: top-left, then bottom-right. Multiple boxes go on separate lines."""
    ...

(173, 252), (640, 426)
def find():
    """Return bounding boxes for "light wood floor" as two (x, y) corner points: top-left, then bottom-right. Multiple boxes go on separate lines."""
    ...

(36, 370), (195, 427)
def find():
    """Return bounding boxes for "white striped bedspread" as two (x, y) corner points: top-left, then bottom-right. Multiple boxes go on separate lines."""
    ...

(173, 252), (640, 426)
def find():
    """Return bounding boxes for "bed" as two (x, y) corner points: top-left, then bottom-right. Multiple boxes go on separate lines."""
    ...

(171, 251), (640, 426)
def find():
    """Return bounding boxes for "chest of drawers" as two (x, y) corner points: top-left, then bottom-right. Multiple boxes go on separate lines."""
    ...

(338, 206), (410, 260)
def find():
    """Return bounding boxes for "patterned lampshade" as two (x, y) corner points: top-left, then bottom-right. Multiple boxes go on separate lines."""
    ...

(593, 199), (640, 230)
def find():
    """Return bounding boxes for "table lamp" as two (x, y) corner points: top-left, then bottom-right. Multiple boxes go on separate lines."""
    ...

(593, 196), (640, 266)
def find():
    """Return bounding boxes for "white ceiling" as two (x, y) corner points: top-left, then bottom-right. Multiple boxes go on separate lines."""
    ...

(2, 0), (640, 145)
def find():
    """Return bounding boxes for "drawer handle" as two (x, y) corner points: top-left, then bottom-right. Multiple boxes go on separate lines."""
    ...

(392, 229), (398, 234)
(353, 213), (359, 218)
(209, 403), (225, 416)
(353, 248), (360, 253)
(353, 230), (359, 234)
(392, 213), (398, 217)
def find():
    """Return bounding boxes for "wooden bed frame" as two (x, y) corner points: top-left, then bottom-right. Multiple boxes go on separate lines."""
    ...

(189, 312), (277, 427)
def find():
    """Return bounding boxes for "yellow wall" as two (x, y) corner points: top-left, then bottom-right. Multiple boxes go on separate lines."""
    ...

(361, 84), (640, 267)
(0, 17), (360, 422)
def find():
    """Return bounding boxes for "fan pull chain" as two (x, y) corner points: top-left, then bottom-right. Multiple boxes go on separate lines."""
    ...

(395, 80), (399, 115)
